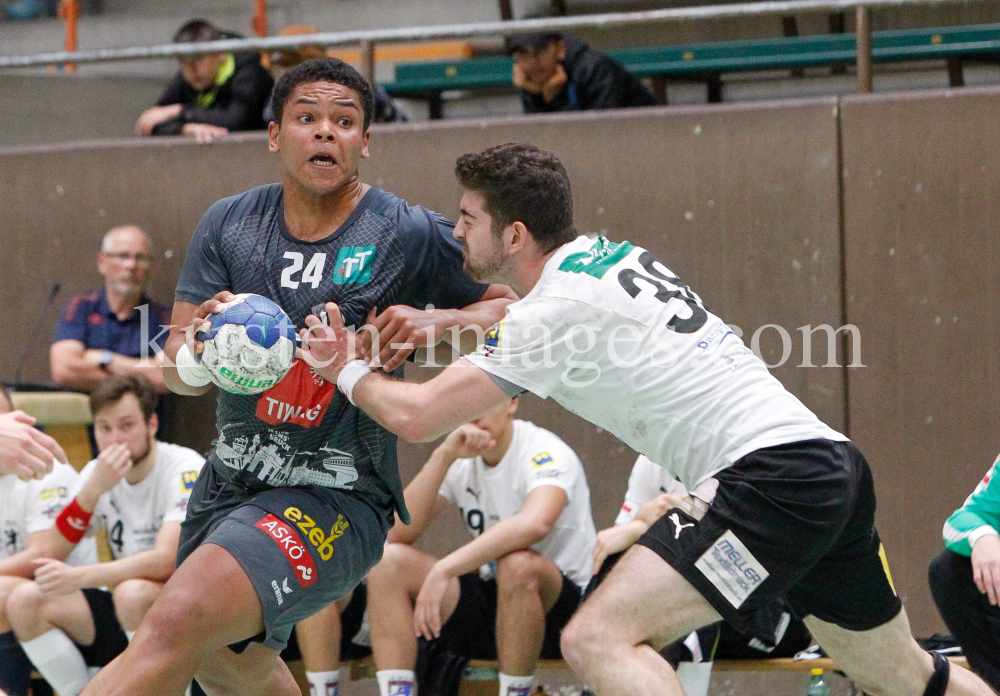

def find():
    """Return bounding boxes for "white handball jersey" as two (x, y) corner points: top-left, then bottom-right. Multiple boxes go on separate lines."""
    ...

(615, 455), (689, 525)
(437, 419), (597, 587)
(73, 442), (205, 560)
(466, 236), (847, 491)
(0, 463), (97, 566)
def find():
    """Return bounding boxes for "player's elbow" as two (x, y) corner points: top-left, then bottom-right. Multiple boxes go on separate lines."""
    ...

(395, 412), (441, 443)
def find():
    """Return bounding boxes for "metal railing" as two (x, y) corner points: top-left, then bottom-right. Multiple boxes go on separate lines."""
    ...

(0, 0), (989, 93)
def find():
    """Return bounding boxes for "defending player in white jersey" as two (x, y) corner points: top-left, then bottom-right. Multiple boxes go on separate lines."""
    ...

(366, 398), (595, 696)
(300, 143), (994, 696)
(5, 375), (203, 696)
(0, 384), (98, 696)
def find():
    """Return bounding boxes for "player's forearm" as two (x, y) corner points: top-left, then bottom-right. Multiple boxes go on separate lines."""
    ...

(437, 515), (552, 579)
(0, 545), (48, 578)
(394, 453), (454, 543)
(45, 525), (79, 562)
(353, 376), (451, 442)
(163, 334), (212, 396)
(51, 356), (108, 392)
(105, 354), (168, 393)
(79, 549), (175, 588)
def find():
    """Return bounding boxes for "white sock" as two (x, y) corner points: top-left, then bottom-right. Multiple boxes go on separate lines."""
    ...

(20, 629), (92, 696)
(307, 669), (340, 696)
(676, 661), (713, 696)
(124, 629), (136, 642)
(498, 672), (534, 696)
(376, 669), (415, 696)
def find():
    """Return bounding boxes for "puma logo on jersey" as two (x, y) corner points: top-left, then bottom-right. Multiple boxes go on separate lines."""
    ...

(669, 512), (695, 539)
(466, 487), (480, 501)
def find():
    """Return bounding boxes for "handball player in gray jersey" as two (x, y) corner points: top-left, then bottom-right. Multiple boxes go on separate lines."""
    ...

(81, 58), (515, 696)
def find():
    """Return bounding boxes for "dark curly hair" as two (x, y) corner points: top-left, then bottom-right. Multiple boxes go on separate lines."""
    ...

(454, 143), (576, 253)
(271, 57), (375, 131)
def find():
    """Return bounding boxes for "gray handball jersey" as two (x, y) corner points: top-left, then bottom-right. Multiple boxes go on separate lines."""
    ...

(175, 184), (487, 524)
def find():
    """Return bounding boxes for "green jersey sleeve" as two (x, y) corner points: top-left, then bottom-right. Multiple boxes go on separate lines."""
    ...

(943, 454), (1000, 556)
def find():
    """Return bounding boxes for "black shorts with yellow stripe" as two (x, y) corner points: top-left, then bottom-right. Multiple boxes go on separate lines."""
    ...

(636, 439), (901, 646)
(177, 464), (391, 652)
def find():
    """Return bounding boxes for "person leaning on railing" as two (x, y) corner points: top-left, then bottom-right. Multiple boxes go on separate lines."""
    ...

(134, 18), (274, 144)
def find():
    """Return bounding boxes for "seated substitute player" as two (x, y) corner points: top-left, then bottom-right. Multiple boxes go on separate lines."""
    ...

(81, 57), (515, 696)
(281, 587), (371, 696)
(298, 143), (994, 696)
(929, 452), (1000, 691)
(367, 399), (595, 696)
(6, 375), (204, 696)
(590, 455), (811, 696)
(0, 384), (98, 696)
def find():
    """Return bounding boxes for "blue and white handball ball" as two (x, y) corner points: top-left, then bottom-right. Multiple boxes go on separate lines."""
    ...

(198, 294), (296, 395)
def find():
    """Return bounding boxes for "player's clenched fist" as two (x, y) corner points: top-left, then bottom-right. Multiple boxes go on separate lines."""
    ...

(184, 291), (236, 358)
(440, 423), (496, 460)
(0, 411), (65, 481)
(299, 302), (364, 381)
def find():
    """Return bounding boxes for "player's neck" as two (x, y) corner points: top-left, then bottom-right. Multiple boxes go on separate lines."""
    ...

(481, 423), (514, 467)
(507, 246), (561, 298)
(104, 286), (142, 319)
(283, 177), (371, 243)
(126, 440), (158, 485)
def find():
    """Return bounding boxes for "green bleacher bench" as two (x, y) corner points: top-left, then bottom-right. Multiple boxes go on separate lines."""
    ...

(383, 22), (1000, 116)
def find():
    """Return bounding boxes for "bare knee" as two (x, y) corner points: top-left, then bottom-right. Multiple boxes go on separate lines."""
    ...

(496, 550), (548, 595)
(561, 609), (602, 679)
(368, 543), (424, 596)
(113, 579), (163, 632)
(5, 581), (47, 637)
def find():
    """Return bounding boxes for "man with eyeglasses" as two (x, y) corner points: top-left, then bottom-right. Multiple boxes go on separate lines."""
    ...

(50, 226), (170, 393)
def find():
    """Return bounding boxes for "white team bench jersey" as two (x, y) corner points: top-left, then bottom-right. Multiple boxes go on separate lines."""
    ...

(437, 419), (597, 588)
(615, 455), (689, 526)
(466, 236), (847, 491)
(0, 463), (97, 566)
(72, 442), (205, 560)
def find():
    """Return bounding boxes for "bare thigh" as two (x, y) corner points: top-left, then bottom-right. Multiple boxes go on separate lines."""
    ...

(575, 544), (721, 650)
(195, 642), (298, 696)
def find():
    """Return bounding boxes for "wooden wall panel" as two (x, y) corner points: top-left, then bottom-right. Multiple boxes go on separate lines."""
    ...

(841, 85), (1000, 635)
(0, 100), (844, 568)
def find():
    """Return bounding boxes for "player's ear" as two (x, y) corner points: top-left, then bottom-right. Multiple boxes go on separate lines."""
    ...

(360, 129), (371, 159)
(268, 121), (280, 152)
(147, 412), (159, 439)
(509, 221), (531, 253)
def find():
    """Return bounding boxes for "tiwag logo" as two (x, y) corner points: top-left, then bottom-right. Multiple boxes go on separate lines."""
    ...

(255, 514), (318, 587)
(256, 360), (336, 428)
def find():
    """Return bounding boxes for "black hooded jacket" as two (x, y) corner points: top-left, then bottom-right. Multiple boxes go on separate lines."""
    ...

(519, 36), (657, 114)
(152, 32), (275, 135)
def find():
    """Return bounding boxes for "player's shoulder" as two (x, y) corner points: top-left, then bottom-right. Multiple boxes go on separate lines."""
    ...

(156, 442), (206, 473)
(201, 183), (283, 230)
(364, 187), (453, 237)
(59, 289), (102, 321)
(513, 420), (582, 470)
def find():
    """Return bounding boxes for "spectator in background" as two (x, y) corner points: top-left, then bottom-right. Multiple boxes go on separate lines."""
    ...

(5, 375), (204, 696)
(0, 383), (99, 696)
(262, 24), (407, 124)
(929, 452), (1000, 691)
(134, 18), (274, 144)
(50, 226), (170, 394)
(508, 27), (657, 114)
(366, 400), (595, 696)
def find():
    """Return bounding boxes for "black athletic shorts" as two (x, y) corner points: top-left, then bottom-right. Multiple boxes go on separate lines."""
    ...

(177, 465), (391, 653)
(635, 439), (901, 643)
(437, 570), (582, 660)
(78, 589), (129, 667)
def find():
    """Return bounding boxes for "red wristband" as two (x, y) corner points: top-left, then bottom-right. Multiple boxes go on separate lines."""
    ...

(55, 499), (92, 544)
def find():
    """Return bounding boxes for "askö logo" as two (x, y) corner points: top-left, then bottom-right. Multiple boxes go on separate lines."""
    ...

(255, 514), (318, 587)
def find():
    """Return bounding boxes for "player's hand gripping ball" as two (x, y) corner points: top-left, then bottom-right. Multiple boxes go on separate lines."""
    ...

(198, 294), (296, 395)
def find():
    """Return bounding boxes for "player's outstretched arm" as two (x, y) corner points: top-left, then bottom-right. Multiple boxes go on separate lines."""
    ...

(163, 293), (234, 396)
(300, 303), (512, 441)
(363, 284), (517, 372)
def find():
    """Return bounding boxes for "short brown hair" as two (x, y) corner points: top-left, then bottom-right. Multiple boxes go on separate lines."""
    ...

(89, 375), (159, 421)
(455, 143), (576, 253)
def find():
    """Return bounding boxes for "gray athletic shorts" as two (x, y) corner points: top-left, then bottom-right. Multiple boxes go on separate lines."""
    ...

(177, 464), (391, 652)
